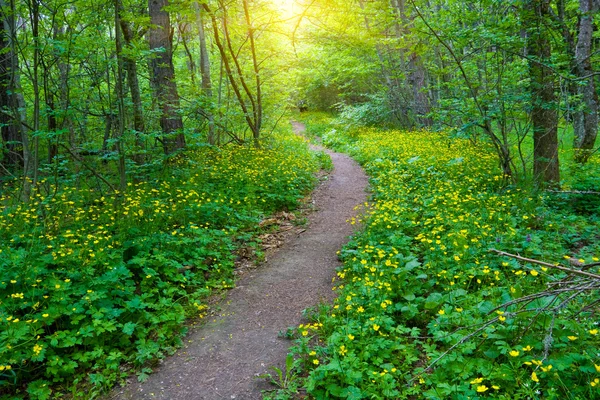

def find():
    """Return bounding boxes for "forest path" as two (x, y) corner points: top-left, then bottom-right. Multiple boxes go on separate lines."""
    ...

(111, 122), (368, 400)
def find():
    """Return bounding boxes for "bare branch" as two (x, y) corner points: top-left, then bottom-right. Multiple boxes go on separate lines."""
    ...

(489, 249), (600, 280)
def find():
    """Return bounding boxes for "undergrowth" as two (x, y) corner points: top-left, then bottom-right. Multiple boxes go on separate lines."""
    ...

(0, 130), (324, 399)
(285, 116), (600, 399)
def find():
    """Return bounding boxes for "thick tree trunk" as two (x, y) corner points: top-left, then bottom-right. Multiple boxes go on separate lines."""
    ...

(391, 0), (431, 127)
(572, 0), (598, 162)
(148, 0), (185, 155)
(0, 1), (22, 169)
(524, 0), (560, 185)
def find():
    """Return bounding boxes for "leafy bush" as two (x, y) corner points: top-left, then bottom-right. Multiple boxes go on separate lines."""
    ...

(0, 130), (325, 399)
(290, 127), (600, 399)
(335, 94), (395, 129)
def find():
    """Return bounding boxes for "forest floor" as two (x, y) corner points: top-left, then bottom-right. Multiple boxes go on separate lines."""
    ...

(109, 122), (368, 400)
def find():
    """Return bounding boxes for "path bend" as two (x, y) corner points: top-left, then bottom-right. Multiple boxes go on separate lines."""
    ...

(112, 122), (368, 400)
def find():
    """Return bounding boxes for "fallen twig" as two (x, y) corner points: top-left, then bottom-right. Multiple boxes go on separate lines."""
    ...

(489, 249), (600, 280)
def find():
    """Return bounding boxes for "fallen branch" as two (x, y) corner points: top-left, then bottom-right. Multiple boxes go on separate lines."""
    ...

(59, 144), (117, 193)
(489, 249), (600, 280)
(547, 189), (600, 195)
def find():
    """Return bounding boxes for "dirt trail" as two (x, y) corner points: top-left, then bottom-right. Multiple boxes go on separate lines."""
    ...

(112, 122), (368, 400)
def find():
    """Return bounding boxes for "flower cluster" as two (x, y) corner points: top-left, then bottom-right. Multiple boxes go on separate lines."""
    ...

(297, 120), (600, 398)
(0, 130), (323, 397)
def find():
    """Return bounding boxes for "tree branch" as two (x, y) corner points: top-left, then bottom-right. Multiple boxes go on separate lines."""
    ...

(489, 249), (600, 280)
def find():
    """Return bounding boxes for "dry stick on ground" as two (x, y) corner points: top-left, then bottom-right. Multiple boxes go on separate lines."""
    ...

(489, 249), (600, 280)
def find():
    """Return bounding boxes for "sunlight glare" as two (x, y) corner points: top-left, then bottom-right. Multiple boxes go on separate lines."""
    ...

(272, 0), (299, 18)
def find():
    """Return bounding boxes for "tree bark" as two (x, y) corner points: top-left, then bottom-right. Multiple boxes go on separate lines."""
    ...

(148, 0), (185, 155)
(0, 0), (23, 169)
(242, 0), (262, 147)
(524, 0), (560, 185)
(572, 0), (598, 162)
(391, 0), (432, 127)
(118, 5), (145, 136)
(195, 2), (216, 144)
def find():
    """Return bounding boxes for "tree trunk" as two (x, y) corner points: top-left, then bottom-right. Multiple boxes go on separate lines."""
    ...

(118, 6), (145, 136)
(242, 0), (262, 147)
(148, 0), (185, 155)
(114, 0), (127, 190)
(572, 0), (598, 162)
(195, 1), (216, 145)
(0, 0), (22, 170)
(391, 0), (432, 127)
(203, 2), (259, 145)
(524, 0), (560, 185)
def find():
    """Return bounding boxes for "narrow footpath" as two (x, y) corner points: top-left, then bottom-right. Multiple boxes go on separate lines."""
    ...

(112, 122), (368, 400)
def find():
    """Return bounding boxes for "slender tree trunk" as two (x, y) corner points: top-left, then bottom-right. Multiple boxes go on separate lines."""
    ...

(118, 5), (145, 136)
(572, 0), (598, 162)
(242, 0), (262, 146)
(524, 0), (560, 185)
(202, 2), (258, 145)
(178, 22), (196, 83)
(195, 1), (216, 144)
(148, 0), (185, 155)
(114, 0), (127, 190)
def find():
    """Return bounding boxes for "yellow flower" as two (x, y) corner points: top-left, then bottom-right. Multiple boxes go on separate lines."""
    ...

(476, 385), (489, 393)
(541, 365), (552, 372)
(522, 345), (533, 352)
(590, 329), (598, 335)
(55, 284), (61, 289)
(531, 372), (539, 382)
(372, 324), (380, 331)
(33, 344), (43, 355)
(595, 364), (600, 373)
(42, 314), (49, 318)
(339, 345), (347, 356)
(498, 316), (506, 322)
(591, 378), (599, 387)
(470, 377), (483, 384)
(509, 350), (519, 357)
(567, 336), (578, 341)
(347, 334), (355, 340)
(438, 309), (445, 315)
(530, 270), (538, 276)
(312, 359), (319, 365)
(492, 385), (500, 390)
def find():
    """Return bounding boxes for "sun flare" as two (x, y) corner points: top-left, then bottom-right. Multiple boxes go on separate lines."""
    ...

(272, 0), (299, 17)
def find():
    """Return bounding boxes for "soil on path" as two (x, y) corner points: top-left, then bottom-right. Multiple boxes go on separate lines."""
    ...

(111, 122), (368, 400)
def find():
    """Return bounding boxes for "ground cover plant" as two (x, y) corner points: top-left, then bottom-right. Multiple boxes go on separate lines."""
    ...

(289, 118), (600, 399)
(0, 131), (324, 399)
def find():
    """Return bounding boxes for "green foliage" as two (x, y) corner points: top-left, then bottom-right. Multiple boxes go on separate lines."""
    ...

(289, 125), (600, 399)
(0, 130), (323, 399)
(259, 353), (302, 399)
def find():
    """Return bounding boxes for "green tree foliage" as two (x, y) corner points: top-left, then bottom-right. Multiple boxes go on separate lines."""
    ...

(292, 0), (599, 185)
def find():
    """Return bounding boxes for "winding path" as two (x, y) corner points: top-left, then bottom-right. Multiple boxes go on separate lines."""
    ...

(112, 122), (368, 400)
